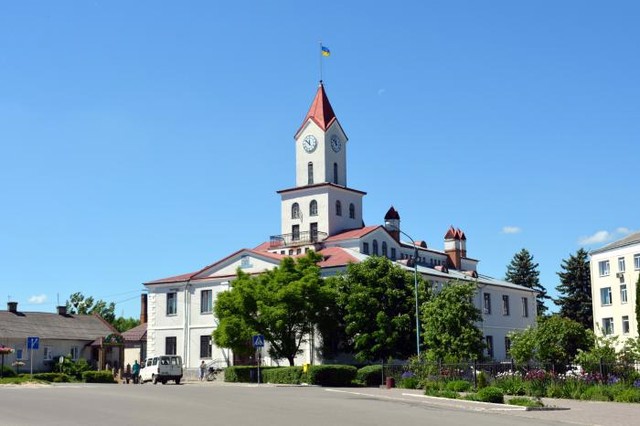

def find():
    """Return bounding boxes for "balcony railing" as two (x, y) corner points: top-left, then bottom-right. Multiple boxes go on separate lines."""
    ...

(269, 231), (328, 248)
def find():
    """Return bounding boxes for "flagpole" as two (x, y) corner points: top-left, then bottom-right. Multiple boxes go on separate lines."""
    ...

(318, 41), (323, 82)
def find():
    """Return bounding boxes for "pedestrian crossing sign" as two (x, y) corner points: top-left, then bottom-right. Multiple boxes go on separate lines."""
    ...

(252, 335), (264, 348)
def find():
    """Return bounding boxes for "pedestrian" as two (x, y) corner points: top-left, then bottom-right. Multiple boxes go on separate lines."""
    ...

(125, 363), (131, 384)
(132, 360), (140, 384)
(199, 361), (206, 381)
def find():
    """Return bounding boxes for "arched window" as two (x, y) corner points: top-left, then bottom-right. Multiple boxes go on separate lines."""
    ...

(336, 200), (342, 216)
(382, 241), (388, 258)
(333, 162), (338, 184)
(349, 203), (355, 219)
(308, 162), (314, 185)
(291, 203), (300, 219)
(309, 200), (318, 216)
(372, 240), (379, 256)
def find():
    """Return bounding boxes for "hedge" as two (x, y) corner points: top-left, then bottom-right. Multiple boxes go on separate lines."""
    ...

(305, 365), (357, 387)
(32, 373), (72, 383)
(224, 366), (277, 383)
(262, 367), (304, 384)
(82, 370), (116, 383)
(356, 365), (382, 387)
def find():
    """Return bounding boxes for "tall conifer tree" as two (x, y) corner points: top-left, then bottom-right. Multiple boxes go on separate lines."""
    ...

(555, 248), (593, 329)
(505, 248), (549, 315)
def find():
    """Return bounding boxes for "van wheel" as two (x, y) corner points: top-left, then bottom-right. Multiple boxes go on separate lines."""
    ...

(175, 377), (181, 385)
(152, 375), (158, 385)
(162, 380), (167, 385)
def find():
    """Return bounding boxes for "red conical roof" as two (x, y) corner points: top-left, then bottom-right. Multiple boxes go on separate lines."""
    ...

(384, 206), (400, 220)
(297, 82), (337, 133)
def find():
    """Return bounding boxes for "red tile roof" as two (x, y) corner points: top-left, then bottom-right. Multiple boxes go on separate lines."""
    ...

(298, 82), (336, 133)
(324, 225), (380, 242)
(316, 247), (360, 268)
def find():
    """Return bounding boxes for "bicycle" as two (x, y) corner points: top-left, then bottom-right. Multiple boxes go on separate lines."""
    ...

(206, 367), (221, 381)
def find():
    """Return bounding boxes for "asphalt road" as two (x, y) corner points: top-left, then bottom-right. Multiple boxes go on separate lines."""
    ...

(0, 382), (611, 426)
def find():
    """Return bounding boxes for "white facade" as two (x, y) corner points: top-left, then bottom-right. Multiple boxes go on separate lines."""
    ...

(143, 82), (537, 369)
(590, 232), (640, 350)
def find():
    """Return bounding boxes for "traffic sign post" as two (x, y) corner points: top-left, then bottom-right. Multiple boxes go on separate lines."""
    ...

(27, 337), (39, 377)
(252, 335), (264, 384)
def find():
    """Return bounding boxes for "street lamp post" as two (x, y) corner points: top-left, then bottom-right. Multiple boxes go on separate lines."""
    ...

(385, 223), (421, 358)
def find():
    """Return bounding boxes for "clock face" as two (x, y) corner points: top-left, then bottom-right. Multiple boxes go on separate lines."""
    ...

(302, 135), (317, 153)
(330, 135), (341, 152)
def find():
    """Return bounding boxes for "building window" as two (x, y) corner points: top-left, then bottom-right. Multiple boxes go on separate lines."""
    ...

(309, 200), (318, 216)
(240, 255), (251, 269)
(333, 162), (338, 184)
(485, 336), (494, 358)
(292, 225), (300, 241)
(390, 248), (396, 260)
(621, 284), (628, 304)
(373, 240), (379, 256)
(600, 287), (612, 306)
(382, 242), (388, 258)
(618, 257), (625, 272)
(166, 337), (177, 355)
(602, 318), (614, 335)
(310, 222), (318, 242)
(349, 203), (355, 219)
(308, 162), (314, 185)
(16, 348), (23, 360)
(166, 292), (177, 316)
(291, 203), (300, 219)
(522, 297), (529, 318)
(43, 346), (53, 361)
(70, 346), (80, 360)
(362, 242), (369, 255)
(483, 293), (491, 314)
(502, 295), (510, 316)
(505, 337), (511, 357)
(635, 254), (640, 270)
(622, 316), (630, 334)
(598, 260), (610, 277)
(201, 290), (213, 314)
(200, 335), (212, 358)
(335, 200), (342, 216)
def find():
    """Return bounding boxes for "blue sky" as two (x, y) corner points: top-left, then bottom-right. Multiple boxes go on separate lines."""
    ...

(1, 1), (638, 318)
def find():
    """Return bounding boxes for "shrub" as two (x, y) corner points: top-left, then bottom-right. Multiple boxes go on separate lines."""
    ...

(476, 371), (488, 389)
(446, 380), (471, 392)
(426, 389), (459, 399)
(493, 371), (526, 395)
(614, 388), (640, 403)
(304, 365), (357, 387)
(356, 365), (382, 387)
(508, 397), (544, 408)
(261, 367), (303, 384)
(423, 380), (445, 393)
(0, 365), (16, 377)
(224, 366), (276, 383)
(33, 372), (72, 383)
(398, 377), (420, 389)
(82, 371), (115, 383)
(476, 386), (504, 404)
(580, 385), (613, 401)
(545, 383), (566, 398)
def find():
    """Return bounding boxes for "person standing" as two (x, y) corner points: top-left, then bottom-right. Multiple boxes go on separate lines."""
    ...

(199, 361), (206, 381)
(132, 360), (140, 384)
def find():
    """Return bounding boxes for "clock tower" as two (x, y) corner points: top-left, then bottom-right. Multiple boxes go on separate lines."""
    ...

(272, 82), (366, 251)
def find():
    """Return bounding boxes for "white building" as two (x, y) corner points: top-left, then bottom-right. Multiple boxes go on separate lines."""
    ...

(143, 82), (537, 369)
(590, 232), (640, 349)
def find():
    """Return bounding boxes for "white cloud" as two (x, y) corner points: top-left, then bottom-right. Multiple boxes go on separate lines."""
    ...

(501, 226), (521, 234)
(28, 294), (47, 304)
(578, 230), (611, 245)
(616, 227), (632, 235)
(377, 88), (386, 96)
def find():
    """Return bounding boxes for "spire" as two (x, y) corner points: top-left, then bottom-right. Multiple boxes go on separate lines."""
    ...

(297, 81), (337, 134)
(384, 206), (400, 220)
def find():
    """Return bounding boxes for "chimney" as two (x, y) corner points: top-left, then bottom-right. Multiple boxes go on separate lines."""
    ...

(7, 301), (18, 313)
(57, 305), (67, 315)
(140, 293), (148, 324)
(444, 226), (462, 270)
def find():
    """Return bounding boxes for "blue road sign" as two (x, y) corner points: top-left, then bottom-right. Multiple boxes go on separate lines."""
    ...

(27, 336), (39, 350)
(252, 335), (264, 348)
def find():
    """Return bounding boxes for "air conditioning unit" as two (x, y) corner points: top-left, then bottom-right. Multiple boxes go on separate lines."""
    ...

(616, 272), (624, 279)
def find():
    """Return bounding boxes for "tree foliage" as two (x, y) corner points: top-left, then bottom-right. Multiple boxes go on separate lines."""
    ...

(555, 248), (593, 329)
(509, 315), (593, 369)
(333, 256), (424, 362)
(422, 281), (484, 362)
(213, 251), (332, 366)
(505, 248), (549, 316)
(65, 292), (139, 332)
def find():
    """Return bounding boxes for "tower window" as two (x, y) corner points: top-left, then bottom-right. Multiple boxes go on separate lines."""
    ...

(310, 200), (318, 216)
(336, 200), (342, 216)
(333, 163), (338, 184)
(308, 162), (314, 185)
(349, 203), (355, 219)
(373, 240), (378, 256)
(291, 203), (300, 219)
(292, 225), (300, 241)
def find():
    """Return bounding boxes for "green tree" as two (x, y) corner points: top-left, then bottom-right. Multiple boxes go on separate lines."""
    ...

(66, 292), (116, 324)
(333, 256), (423, 362)
(509, 315), (592, 369)
(422, 281), (484, 362)
(555, 248), (593, 329)
(505, 248), (549, 316)
(112, 317), (141, 333)
(213, 251), (332, 366)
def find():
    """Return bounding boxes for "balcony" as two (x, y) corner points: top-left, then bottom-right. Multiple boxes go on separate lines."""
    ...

(269, 231), (328, 248)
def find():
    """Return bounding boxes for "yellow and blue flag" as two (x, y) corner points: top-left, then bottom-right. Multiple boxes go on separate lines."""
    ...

(321, 45), (330, 57)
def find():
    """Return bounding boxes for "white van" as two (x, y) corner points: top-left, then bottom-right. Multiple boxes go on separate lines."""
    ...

(139, 355), (183, 385)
